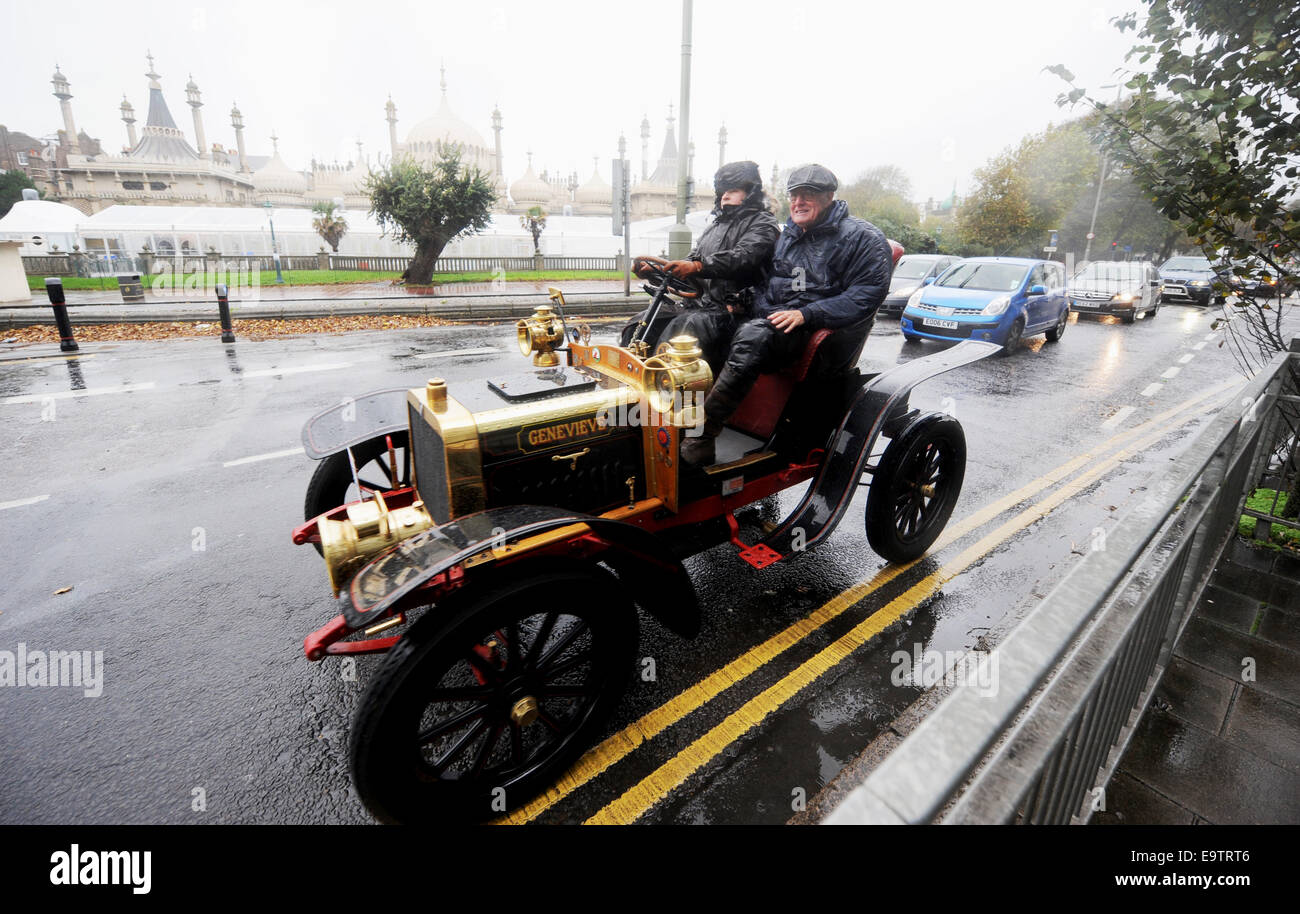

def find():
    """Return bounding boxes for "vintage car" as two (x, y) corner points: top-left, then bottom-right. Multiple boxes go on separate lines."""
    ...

(290, 257), (997, 823)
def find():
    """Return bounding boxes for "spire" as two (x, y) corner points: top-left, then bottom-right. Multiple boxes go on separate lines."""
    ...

(271, 130), (279, 154)
(440, 62), (447, 97)
(145, 51), (161, 89)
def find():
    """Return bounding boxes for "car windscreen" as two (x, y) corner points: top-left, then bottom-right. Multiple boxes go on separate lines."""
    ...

(1076, 263), (1144, 281)
(892, 257), (939, 280)
(935, 262), (1027, 292)
(1162, 257), (1212, 271)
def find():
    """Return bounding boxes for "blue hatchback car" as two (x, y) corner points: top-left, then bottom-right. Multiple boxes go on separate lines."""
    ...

(900, 257), (1070, 355)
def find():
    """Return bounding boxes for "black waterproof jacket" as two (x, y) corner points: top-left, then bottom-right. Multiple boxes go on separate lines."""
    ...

(753, 200), (894, 330)
(690, 203), (780, 312)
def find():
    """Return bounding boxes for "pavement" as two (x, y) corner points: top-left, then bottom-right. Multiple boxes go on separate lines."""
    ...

(0, 279), (642, 326)
(1095, 537), (1300, 825)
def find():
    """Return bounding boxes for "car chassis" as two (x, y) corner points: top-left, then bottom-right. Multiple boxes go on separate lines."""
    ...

(290, 262), (997, 823)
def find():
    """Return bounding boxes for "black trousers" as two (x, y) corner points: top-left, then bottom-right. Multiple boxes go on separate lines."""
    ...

(705, 317), (812, 421)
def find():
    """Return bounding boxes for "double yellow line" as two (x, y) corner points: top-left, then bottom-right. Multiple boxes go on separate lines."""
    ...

(499, 377), (1241, 825)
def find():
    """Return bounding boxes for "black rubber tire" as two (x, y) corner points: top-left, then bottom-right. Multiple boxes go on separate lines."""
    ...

(1121, 309), (1137, 324)
(999, 317), (1025, 356)
(902, 333), (922, 344)
(865, 414), (966, 563)
(349, 564), (638, 824)
(1148, 299), (1160, 318)
(1045, 308), (1068, 342)
(303, 431), (411, 552)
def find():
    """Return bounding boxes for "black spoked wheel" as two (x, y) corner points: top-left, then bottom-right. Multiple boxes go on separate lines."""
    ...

(349, 565), (638, 824)
(303, 431), (411, 550)
(865, 414), (966, 563)
(999, 318), (1025, 355)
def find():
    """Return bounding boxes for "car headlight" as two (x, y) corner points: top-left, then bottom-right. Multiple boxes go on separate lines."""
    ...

(1111, 291), (1135, 303)
(894, 285), (918, 299)
(1191, 280), (1209, 286)
(982, 295), (1011, 316)
(906, 287), (925, 310)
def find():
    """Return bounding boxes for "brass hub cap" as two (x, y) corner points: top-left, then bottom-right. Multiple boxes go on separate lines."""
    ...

(510, 696), (540, 727)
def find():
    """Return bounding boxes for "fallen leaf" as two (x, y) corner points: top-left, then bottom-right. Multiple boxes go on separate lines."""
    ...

(54, 586), (73, 595)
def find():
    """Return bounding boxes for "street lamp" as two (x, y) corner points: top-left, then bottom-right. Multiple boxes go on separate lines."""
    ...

(1083, 83), (1123, 264)
(263, 200), (284, 284)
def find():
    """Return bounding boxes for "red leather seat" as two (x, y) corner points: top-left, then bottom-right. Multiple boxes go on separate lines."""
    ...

(727, 240), (903, 441)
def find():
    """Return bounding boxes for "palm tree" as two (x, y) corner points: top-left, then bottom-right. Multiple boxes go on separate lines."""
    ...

(312, 201), (348, 253)
(520, 206), (547, 256)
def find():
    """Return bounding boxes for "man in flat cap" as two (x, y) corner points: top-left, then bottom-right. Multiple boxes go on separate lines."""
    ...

(680, 163), (896, 466)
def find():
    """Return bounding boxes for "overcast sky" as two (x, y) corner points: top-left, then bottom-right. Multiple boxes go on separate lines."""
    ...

(3, 0), (1144, 204)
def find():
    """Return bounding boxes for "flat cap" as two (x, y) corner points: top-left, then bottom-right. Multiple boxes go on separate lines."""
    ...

(786, 163), (838, 193)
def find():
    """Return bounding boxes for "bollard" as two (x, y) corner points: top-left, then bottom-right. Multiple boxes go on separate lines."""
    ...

(44, 278), (79, 352)
(215, 283), (235, 343)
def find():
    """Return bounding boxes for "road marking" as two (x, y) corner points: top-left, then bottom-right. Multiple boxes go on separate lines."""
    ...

(1204, 332), (1216, 341)
(0, 353), (98, 365)
(583, 397), (1230, 825)
(497, 377), (1243, 824)
(2, 382), (156, 405)
(242, 362), (352, 379)
(413, 347), (501, 360)
(1193, 342), (1206, 350)
(0, 494), (50, 511)
(1179, 354), (1194, 364)
(1141, 383), (1163, 397)
(222, 446), (305, 467)
(1101, 406), (1136, 429)
(1161, 366), (1181, 379)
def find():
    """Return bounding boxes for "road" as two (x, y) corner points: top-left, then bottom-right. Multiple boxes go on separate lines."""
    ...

(0, 303), (1258, 823)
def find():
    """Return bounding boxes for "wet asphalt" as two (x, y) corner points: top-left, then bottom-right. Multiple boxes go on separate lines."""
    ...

(0, 302), (1269, 824)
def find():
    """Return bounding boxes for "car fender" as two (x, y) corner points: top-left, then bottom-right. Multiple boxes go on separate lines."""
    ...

(757, 338), (1000, 559)
(301, 387), (409, 460)
(337, 504), (700, 638)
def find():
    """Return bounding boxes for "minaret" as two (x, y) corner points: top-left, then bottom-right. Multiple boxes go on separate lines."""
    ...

(385, 95), (398, 161)
(120, 95), (138, 149)
(718, 123), (727, 171)
(185, 74), (209, 159)
(491, 103), (504, 178)
(230, 102), (248, 173)
(51, 65), (81, 154)
(640, 114), (650, 182)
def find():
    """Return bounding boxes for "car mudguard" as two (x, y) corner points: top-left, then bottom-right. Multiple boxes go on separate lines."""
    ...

(337, 504), (700, 638)
(757, 339), (1000, 559)
(300, 387), (409, 460)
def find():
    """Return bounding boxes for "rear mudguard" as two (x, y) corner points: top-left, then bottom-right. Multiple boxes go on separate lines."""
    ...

(301, 387), (409, 460)
(757, 339), (1000, 559)
(337, 504), (700, 638)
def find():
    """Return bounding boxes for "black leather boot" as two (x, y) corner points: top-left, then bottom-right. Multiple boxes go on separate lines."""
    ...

(680, 414), (725, 466)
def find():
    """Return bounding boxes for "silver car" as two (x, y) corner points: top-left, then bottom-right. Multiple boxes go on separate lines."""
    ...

(1067, 261), (1163, 323)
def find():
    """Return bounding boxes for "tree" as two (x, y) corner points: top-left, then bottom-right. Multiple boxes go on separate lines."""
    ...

(311, 201), (348, 253)
(1049, 0), (1299, 368)
(956, 151), (1034, 253)
(0, 170), (41, 219)
(520, 206), (547, 256)
(366, 146), (496, 284)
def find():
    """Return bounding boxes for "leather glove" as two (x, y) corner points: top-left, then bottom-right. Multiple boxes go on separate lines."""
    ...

(665, 260), (703, 278)
(633, 255), (667, 278)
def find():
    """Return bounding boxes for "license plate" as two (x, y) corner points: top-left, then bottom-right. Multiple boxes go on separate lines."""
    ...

(923, 318), (959, 329)
(1072, 300), (1098, 308)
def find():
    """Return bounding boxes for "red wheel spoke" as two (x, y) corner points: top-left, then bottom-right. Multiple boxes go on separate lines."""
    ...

(465, 649), (500, 683)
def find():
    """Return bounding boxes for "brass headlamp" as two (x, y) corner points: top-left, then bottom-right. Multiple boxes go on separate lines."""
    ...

(641, 334), (712, 427)
(516, 303), (564, 367)
(318, 492), (434, 596)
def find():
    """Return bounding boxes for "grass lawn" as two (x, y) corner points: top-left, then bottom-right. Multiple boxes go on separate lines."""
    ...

(27, 269), (624, 291)
(1237, 487), (1300, 548)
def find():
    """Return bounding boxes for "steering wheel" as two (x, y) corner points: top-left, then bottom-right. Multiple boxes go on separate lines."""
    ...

(634, 256), (703, 300)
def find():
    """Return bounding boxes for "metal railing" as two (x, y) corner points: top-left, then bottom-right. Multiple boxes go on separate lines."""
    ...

(24, 253), (623, 277)
(825, 341), (1300, 825)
